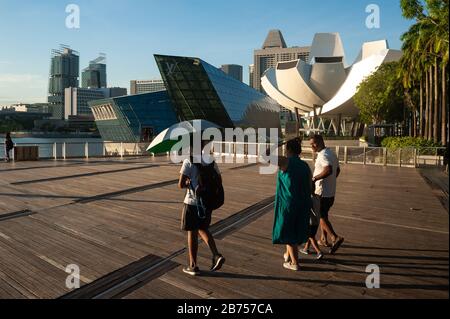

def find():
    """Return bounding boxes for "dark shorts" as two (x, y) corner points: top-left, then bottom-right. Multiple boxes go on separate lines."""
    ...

(181, 204), (212, 231)
(320, 197), (335, 219)
(309, 225), (319, 238)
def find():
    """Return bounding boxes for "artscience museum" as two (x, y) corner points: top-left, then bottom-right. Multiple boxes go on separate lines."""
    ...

(261, 33), (402, 136)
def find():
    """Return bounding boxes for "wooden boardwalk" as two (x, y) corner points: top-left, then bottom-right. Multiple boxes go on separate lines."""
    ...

(0, 156), (448, 299)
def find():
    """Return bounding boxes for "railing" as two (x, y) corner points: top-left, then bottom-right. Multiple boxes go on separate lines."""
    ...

(210, 142), (446, 168)
(0, 142), (149, 160)
(1, 141), (446, 168)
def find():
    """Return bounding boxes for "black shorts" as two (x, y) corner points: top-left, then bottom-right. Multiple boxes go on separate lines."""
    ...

(309, 225), (319, 238)
(181, 204), (212, 231)
(320, 197), (335, 219)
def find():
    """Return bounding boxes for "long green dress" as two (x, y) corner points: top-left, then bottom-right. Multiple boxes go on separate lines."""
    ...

(273, 156), (312, 245)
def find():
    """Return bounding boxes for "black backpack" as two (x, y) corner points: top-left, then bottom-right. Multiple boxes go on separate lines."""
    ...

(194, 162), (224, 211)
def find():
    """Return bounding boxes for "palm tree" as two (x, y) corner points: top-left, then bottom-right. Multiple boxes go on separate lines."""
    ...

(400, 0), (449, 144)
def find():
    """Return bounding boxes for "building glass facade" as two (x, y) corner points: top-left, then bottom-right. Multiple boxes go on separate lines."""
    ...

(82, 63), (107, 88)
(155, 54), (280, 131)
(89, 90), (177, 142)
(92, 55), (281, 142)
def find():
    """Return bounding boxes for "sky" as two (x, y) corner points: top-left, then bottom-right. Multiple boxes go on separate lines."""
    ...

(0, 0), (413, 106)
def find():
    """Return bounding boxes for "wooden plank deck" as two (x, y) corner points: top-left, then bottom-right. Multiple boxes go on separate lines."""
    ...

(0, 157), (448, 299)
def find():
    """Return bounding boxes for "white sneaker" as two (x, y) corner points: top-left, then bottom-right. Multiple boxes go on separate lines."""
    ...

(299, 248), (309, 255)
(283, 262), (299, 271)
(316, 252), (324, 260)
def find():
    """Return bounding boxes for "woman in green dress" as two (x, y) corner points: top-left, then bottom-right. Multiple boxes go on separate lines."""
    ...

(273, 138), (312, 271)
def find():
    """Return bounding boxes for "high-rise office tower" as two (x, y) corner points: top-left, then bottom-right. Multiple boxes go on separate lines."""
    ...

(130, 79), (166, 95)
(252, 30), (310, 92)
(249, 64), (254, 88)
(64, 87), (127, 120)
(64, 87), (105, 119)
(220, 64), (243, 82)
(48, 46), (79, 119)
(82, 54), (107, 89)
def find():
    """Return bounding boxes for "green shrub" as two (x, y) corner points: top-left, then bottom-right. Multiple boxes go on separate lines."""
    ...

(381, 137), (441, 149)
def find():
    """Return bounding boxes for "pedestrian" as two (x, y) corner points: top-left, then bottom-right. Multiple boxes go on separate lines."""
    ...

(273, 138), (312, 271)
(4, 132), (14, 162)
(178, 137), (225, 276)
(299, 198), (324, 260)
(310, 135), (344, 254)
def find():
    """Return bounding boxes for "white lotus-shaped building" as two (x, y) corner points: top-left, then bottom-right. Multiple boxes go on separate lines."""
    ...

(261, 33), (402, 124)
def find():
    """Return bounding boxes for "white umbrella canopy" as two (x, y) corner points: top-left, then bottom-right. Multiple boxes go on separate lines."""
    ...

(146, 119), (222, 154)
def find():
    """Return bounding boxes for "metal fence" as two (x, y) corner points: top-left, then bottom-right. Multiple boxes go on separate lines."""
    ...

(210, 142), (446, 168)
(1, 141), (446, 168)
(1, 142), (149, 160)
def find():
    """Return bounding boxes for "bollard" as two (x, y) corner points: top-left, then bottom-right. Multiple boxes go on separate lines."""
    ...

(363, 147), (367, 165)
(85, 142), (89, 159)
(63, 143), (66, 160)
(413, 148), (417, 168)
(344, 146), (348, 164)
(435, 147), (439, 167)
(53, 143), (57, 160)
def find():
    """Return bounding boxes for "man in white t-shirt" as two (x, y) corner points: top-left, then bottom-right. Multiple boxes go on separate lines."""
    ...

(310, 135), (344, 254)
(178, 140), (225, 276)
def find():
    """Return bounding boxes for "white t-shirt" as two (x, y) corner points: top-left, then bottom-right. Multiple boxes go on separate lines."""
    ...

(180, 155), (221, 205)
(314, 148), (339, 198)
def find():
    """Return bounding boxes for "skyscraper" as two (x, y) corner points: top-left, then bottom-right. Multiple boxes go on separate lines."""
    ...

(81, 54), (107, 89)
(48, 46), (79, 119)
(64, 87), (105, 119)
(130, 79), (166, 95)
(220, 64), (243, 82)
(252, 30), (310, 92)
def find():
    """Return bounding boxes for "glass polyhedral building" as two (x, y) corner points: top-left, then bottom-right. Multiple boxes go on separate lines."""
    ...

(154, 54), (280, 131)
(89, 90), (178, 142)
(91, 54), (281, 142)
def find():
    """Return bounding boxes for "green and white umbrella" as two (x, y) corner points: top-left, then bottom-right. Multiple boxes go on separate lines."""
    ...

(146, 120), (222, 154)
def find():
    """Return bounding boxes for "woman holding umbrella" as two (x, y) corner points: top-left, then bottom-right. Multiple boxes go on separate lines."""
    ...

(147, 120), (226, 276)
(178, 137), (225, 276)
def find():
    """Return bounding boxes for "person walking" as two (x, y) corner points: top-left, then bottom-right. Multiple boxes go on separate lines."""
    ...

(4, 132), (14, 162)
(310, 135), (344, 254)
(299, 202), (324, 260)
(273, 138), (312, 271)
(178, 138), (225, 276)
